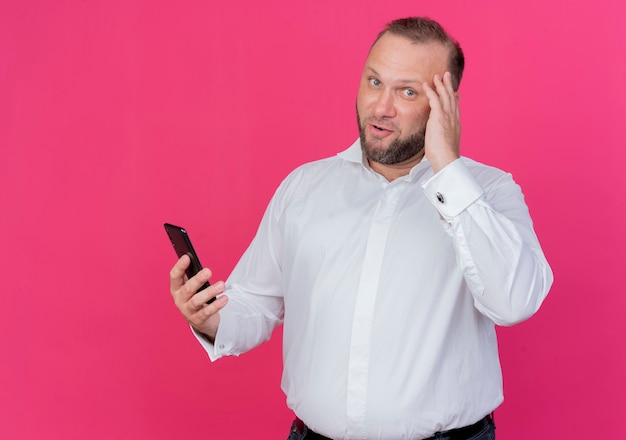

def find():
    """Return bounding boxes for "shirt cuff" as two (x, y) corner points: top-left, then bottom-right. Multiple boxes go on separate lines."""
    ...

(191, 303), (238, 361)
(421, 158), (485, 218)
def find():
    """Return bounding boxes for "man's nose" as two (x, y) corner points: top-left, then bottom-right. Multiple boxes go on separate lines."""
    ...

(373, 90), (396, 118)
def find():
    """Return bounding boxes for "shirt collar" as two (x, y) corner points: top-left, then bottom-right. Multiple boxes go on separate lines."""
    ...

(337, 138), (366, 165)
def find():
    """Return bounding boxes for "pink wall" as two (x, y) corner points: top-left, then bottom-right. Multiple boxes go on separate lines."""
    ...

(1, 0), (624, 438)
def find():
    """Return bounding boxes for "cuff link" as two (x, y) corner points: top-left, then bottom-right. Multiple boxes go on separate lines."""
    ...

(436, 192), (445, 204)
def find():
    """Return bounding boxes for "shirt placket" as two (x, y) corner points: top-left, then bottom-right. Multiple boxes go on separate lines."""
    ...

(345, 182), (401, 438)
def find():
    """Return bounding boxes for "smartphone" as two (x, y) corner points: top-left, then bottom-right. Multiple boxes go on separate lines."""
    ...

(164, 223), (215, 304)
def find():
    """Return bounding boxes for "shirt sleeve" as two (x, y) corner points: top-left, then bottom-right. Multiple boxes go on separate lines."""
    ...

(421, 158), (554, 326)
(195, 182), (288, 361)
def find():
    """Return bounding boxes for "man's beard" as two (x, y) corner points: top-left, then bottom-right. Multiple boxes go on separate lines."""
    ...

(357, 111), (426, 165)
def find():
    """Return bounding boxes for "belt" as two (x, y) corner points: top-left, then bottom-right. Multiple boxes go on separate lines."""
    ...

(294, 418), (332, 440)
(424, 415), (493, 440)
(294, 415), (492, 440)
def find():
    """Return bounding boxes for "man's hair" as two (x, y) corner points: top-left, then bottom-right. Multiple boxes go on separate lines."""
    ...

(373, 17), (465, 90)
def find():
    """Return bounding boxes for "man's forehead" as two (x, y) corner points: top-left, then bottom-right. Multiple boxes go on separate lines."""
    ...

(369, 33), (448, 56)
(365, 34), (449, 72)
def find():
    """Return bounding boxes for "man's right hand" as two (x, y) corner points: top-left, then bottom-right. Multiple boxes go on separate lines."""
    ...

(169, 254), (228, 342)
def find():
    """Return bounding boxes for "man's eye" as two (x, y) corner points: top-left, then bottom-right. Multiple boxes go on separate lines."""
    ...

(369, 78), (381, 87)
(403, 89), (416, 97)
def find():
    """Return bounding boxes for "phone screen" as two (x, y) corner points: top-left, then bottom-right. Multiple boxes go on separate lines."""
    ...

(164, 223), (214, 302)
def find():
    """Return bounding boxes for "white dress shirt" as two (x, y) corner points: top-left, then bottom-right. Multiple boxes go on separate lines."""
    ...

(196, 139), (553, 439)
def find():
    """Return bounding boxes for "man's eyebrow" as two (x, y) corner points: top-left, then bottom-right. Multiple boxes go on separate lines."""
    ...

(364, 66), (423, 86)
(364, 66), (380, 76)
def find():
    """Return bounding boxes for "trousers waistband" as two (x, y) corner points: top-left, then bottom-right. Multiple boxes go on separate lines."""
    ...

(293, 414), (493, 440)
(424, 415), (493, 440)
(294, 418), (331, 440)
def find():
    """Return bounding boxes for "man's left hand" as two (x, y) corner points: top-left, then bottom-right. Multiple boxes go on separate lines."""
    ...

(422, 71), (461, 173)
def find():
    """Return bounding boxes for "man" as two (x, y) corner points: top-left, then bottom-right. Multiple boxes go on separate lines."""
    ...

(170, 17), (553, 440)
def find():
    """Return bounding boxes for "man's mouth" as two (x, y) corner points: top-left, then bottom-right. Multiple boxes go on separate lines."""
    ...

(369, 123), (393, 136)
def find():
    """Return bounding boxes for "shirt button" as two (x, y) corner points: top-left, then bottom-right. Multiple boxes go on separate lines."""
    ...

(456, 237), (463, 245)
(436, 192), (445, 204)
(219, 344), (225, 349)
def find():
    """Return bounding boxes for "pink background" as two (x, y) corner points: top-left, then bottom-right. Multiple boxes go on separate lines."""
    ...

(1, 0), (624, 438)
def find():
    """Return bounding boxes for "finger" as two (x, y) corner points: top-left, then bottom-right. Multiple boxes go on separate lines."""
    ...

(422, 81), (442, 113)
(422, 82), (441, 108)
(182, 267), (213, 300)
(170, 254), (191, 293)
(188, 293), (229, 328)
(433, 74), (452, 112)
(442, 72), (458, 111)
(188, 280), (226, 309)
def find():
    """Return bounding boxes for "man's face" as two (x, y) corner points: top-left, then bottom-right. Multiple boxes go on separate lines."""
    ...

(356, 33), (450, 165)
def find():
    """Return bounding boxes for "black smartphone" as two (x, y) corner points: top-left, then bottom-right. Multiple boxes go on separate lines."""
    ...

(164, 223), (215, 303)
